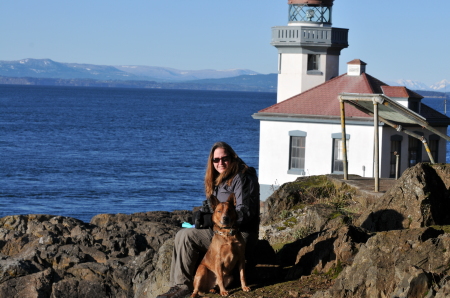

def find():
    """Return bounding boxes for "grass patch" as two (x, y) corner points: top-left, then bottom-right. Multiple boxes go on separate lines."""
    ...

(329, 212), (343, 220)
(279, 210), (291, 220)
(283, 217), (298, 228)
(326, 260), (343, 279)
(293, 226), (314, 240)
(271, 242), (288, 252)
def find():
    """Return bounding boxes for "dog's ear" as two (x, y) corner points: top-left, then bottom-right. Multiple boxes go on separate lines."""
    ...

(227, 193), (236, 207)
(209, 195), (220, 210)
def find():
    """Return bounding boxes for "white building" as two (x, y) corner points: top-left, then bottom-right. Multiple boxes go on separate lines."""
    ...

(253, 0), (450, 200)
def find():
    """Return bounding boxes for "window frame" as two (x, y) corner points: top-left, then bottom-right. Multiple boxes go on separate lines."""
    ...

(307, 54), (323, 75)
(331, 133), (350, 174)
(288, 130), (307, 175)
(408, 132), (423, 167)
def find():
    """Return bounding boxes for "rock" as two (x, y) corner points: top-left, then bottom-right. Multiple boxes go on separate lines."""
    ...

(67, 262), (109, 282)
(133, 238), (174, 298)
(311, 290), (333, 298)
(260, 204), (337, 246)
(262, 164), (450, 297)
(435, 276), (450, 297)
(0, 211), (190, 298)
(261, 176), (338, 225)
(51, 279), (109, 298)
(0, 258), (38, 283)
(0, 268), (53, 298)
(391, 266), (431, 298)
(357, 163), (450, 231)
(322, 228), (447, 297)
(132, 247), (157, 287)
(285, 225), (370, 280)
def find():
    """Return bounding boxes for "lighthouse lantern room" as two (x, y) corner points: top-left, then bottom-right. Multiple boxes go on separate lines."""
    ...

(288, 0), (333, 25)
(272, 0), (348, 103)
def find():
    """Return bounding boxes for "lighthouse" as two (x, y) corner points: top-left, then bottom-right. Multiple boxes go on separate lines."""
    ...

(272, 0), (349, 103)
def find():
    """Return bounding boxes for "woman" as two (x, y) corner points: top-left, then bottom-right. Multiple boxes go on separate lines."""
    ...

(156, 141), (260, 298)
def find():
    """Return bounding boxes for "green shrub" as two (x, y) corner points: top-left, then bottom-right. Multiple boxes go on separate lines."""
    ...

(279, 210), (291, 219)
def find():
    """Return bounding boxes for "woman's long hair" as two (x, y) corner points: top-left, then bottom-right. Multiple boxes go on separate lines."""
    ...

(204, 141), (247, 197)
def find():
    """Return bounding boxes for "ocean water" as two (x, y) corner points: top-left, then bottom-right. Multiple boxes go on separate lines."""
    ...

(0, 85), (276, 222)
(1, 85), (448, 223)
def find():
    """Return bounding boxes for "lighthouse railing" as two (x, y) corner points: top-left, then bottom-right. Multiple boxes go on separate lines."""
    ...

(271, 26), (348, 46)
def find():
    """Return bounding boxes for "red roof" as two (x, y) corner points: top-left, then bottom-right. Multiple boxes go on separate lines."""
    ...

(381, 86), (423, 99)
(259, 73), (388, 118)
(347, 59), (367, 65)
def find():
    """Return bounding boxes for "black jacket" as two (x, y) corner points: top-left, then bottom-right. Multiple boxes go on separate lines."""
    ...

(196, 167), (260, 233)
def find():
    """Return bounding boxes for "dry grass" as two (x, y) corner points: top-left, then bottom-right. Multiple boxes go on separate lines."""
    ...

(198, 272), (335, 298)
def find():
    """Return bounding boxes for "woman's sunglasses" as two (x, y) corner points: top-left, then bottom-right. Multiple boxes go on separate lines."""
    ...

(212, 156), (230, 163)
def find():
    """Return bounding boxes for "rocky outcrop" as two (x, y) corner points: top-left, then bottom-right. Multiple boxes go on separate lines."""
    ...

(261, 175), (338, 225)
(284, 225), (371, 280)
(133, 238), (174, 298)
(356, 163), (450, 231)
(0, 211), (191, 298)
(314, 228), (450, 298)
(261, 163), (450, 297)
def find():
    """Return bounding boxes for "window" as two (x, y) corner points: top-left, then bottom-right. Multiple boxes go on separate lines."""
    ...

(278, 53), (282, 74)
(288, 4), (332, 23)
(408, 135), (422, 167)
(429, 134), (440, 162)
(307, 54), (319, 71)
(290, 137), (305, 169)
(408, 100), (420, 113)
(331, 133), (349, 173)
(389, 135), (402, 178)
(288, 130), (306, 175)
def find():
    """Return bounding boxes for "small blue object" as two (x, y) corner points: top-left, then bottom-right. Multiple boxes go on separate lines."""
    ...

(182, 222), (195, 228)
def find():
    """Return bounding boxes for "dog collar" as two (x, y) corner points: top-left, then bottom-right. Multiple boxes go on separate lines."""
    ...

(214, 229), (237, 236)
(214, 225), (237, 236)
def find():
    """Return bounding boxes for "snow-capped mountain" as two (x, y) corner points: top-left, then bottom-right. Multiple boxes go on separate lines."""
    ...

(0, 58), (139, 81)
(385, 79), (430, 91)
(430, 79), (450, 91)
(0, 59), (259, 82)
(385, 79), (449, 92)
(115, 65), (258, 81)
(0, 58), (447, 92)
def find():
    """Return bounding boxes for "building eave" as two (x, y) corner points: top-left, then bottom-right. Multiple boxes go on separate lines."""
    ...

(252, 112), (376, 126)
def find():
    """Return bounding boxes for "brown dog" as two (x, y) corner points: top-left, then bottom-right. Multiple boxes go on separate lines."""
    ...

(191, 194), (250, 297)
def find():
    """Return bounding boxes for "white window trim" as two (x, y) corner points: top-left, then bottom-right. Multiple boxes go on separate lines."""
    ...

(288, 130), (307, 175)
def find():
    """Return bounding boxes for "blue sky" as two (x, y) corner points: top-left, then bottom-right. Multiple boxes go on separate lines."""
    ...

(1, 0), (449, 86)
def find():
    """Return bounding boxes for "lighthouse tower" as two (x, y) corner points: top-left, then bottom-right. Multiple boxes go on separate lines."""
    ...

(272, 0), (348, 103)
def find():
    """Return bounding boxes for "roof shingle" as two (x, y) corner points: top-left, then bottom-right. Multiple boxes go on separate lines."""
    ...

(381, 86), (423, 99)
(258, 71), (450, 125)
(259, 73), (388, 118)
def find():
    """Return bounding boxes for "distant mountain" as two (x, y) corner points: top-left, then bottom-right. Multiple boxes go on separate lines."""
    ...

(0, 74), (277, 93)
(430, 79), (450, 91)
(386, 79), (450, 92)
(0, 58), (140, 81)
(115, 65), (259, 82)
(0, 59), (259, 82)
(1, 58), (448, 94)
(385, 79), (430, 91)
